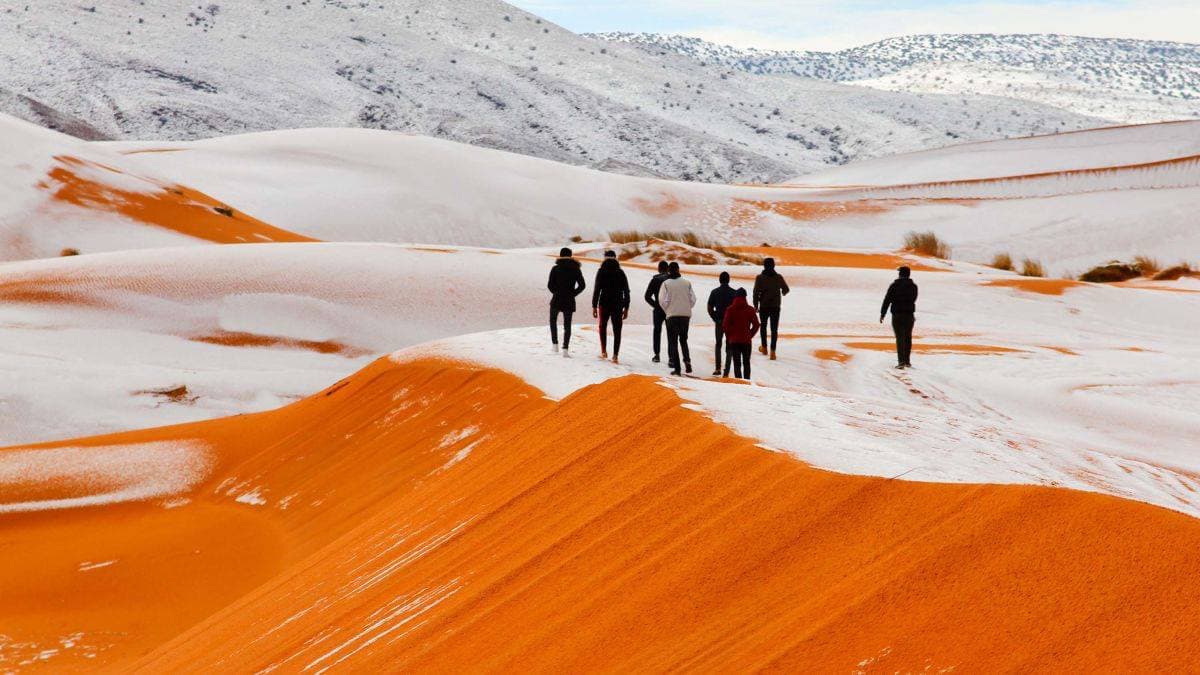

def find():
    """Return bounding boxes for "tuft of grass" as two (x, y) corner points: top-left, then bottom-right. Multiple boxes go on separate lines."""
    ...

(212, 205), (234, 218)
(616, 246), (642, 261)
(1152, 262), (1196, 281)
(609, 229), (711, 248)
(903, 230), (951, 259)
(60, 247), (80, 256)
(1019, 258), (1046, 278)
(568, 234), (583, 243)
(1133, 255), (1161, 276)
(1079, 261), (1140, 283)
(990, 252), (1014, 271)
(713, 246), (764, 266)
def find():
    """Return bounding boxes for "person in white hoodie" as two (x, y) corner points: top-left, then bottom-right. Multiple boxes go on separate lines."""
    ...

(657, 261), (696, 376)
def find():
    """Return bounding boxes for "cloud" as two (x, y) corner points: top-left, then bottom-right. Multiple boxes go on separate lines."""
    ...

(513, 1), (1200, 51)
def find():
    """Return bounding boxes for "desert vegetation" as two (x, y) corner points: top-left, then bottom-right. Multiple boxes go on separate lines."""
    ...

(607, 229), (763, 265)
(60, 247), (80, 256)
(903, 230), (951, 259)
(1076, 256), (1192, 283)
(990, 252), (1014, 271)
(1019, 258), (1046, 278)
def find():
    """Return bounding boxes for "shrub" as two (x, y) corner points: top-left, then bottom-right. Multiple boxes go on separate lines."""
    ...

(212, 205), (234, 217)
(1133, 255), (1161, 276)
(990, 252), (1014, 271)
(617, 246), (642, 261)
(903, 230), (951, 259)
(1020, 258), (1046, 278)
(568, 235), (583, 243)
(1079, 262), (1140, 283)
(1152, 262), (1196, 281)
(60, 247), (80, 256)
(607, 229), (713, 249)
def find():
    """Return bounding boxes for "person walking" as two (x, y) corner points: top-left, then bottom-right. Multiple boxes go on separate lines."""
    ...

(643, 260), (670, 362)
(658, 261), (695, 376)
(880, 265), (919, 369)
(706, 271), (737, 376)
(721, 288), (760, 380)
(592, 250), (630, 363)
(752, 257), (789, 360)
(547, 247), (586, 357)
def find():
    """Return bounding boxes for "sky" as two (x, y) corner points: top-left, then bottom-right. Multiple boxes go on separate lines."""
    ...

(508, 0), (1200, 51)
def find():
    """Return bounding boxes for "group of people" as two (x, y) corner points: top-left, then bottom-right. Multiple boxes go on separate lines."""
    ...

(548, 246), (920, 377)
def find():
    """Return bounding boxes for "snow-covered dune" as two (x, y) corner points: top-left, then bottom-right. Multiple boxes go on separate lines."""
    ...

(113, 121), (1200, 273)
(793, 119), (1200, 186)
(0, 115), (309, 261)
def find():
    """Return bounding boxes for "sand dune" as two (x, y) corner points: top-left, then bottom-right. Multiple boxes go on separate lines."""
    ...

(4, 358), (1200, 671)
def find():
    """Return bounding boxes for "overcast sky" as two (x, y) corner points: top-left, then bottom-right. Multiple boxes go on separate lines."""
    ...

(508, 0), (1200, 51)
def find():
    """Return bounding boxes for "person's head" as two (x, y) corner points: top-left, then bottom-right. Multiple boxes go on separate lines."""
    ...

(559, 247), (573, 259)
(719, 271), (730, 285)
(667, 261), (681, 278)
(898, 266), (911, 279)
(657, 260), (669, 274)
(736, 287), (748, 298)
(603, 249), (616, 259)
(600, 256), (618, 271)
(763, 257), (776, 272)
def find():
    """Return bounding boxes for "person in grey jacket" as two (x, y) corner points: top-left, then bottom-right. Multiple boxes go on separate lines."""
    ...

(658, 261), (696, 376)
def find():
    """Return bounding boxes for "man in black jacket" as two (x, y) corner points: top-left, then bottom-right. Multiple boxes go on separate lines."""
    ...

(643, 260), (670, 362)
(752, 257), (790, 360)
(707, 271), (737, 376)
(547, 247), (586, 357)
(592, 251), (631, 363)
(880, 266), (919, 369)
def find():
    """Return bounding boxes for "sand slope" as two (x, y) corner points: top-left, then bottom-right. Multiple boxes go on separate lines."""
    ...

(2, 358), (1199, 672)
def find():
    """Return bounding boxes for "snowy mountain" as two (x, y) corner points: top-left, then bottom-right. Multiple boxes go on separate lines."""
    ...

(0, 2), (1102, 183)
(592, 33), (1200, 125)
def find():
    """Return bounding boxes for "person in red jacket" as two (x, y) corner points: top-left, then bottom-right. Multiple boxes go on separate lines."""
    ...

(721, 288), (760, 379)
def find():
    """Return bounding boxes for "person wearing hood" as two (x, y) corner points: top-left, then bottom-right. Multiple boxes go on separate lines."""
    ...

(880, 265), (919, 369)
(658, 261), (696, 376)
(643, 260), (670, 363)
(752, 257), (790, 360)
(706, 271), (737, 376)
(721, 288), (760, 380)
(592, 250), (631, 363)
(547, 247), (586, 357)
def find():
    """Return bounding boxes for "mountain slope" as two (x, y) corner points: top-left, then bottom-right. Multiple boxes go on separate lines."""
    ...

(593, 32), (1200, 125)
(0, 2), (1101, 182)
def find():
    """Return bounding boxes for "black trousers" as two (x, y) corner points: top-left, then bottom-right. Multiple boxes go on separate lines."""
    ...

(550, 307), (573, 349)
(599, 307), (623, 357)
(728, 343), (752, 379)
(651, 308), (666, 357)
(713, 322), (726, 371)
(665, 316), (691, 370)
(892, 312), (915, 365)
(759, 307), (781, 352)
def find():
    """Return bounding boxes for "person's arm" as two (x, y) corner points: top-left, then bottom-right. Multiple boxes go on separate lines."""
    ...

(574, 267), (586, 297)
(781, 276), (790, 296)
(591, 270), (601, 310)
(620, 272), (631, 317)
(749, 310), (761, 340)
(913, 283), (919, 304)
(707, 289), (720, 321)
(687, 283), (696, 309)
(752, 276), (762, 310)
(644, 278), (658, 308)
(547, 267), (556, 293)
(658, 282), (671, 313)
(880, 283), (894, 322)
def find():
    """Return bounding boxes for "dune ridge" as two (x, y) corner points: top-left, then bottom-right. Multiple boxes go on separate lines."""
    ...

(5, 358), (1200, 671)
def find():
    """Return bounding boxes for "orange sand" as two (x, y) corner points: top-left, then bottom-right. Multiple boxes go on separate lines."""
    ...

(844, 342), (1026, 355)
(41, 155), (315, 244)
(813, 348), (853, 363)
(984, 278), (1085, 296)
(190, 331), (368, 357)
(729, 246), (946, 272)
(736, 198), (891, 221)
(4, 359), (1200, 671)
